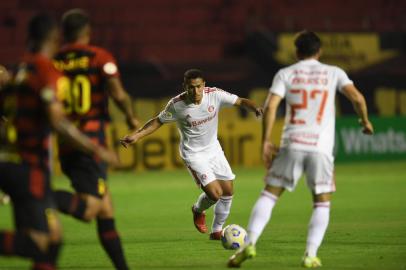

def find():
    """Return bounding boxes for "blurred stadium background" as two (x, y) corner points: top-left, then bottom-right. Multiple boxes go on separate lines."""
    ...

(1, 0), (406, 171)
(0, 0), (405, 269)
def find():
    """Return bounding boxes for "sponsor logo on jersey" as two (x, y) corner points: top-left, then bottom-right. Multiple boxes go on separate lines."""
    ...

(187, 112), (217, 128)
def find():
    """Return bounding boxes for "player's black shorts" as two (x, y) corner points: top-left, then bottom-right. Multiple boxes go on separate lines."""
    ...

(0, 162), (56, 233)
(60, 152), (108, 199)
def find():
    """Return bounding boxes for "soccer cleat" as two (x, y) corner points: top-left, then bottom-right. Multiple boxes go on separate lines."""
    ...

(209, 231), (222, 240)
(227, 244), (256, 268)
(302, 256), (322, 268)
(191, 206), (208, 233)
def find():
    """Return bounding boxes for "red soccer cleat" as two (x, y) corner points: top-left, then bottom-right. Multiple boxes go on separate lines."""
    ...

(191, 206), (208, 233)
(209, 231), (222, 240)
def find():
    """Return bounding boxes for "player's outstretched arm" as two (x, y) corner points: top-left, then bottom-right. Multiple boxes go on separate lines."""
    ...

(234, 97), (263, 117)
(262, 93), (282, 169)
(341, 84), (374, 135)
(47, 97), (119, 166)
(120, 117), (163, 148)
(107, 77), (141, 130)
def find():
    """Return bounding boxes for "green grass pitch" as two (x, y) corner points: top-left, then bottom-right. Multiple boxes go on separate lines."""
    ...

(0, 161), (405, 269)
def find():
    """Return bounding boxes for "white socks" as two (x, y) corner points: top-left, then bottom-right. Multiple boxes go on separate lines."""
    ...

(193, 192), (216, 213)
(306, 201), (330, 257)
(247, 190), (278, 245)
(212, 196), (233, 232)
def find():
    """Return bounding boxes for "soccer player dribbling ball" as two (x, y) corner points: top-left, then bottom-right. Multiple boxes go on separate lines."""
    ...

(228, 31), (374, 268)
(120, 69), (263, 240)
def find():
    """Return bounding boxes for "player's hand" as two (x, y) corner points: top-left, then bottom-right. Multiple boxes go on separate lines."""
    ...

(255, 107), (263, 118)
(95, 146), (120, 167)
(262, 141), (279, 169)
(126, 117), (141, 131)
(0, 65), (10, 88)
(359, 119), (374, 135)
(120, 134), (138, 148)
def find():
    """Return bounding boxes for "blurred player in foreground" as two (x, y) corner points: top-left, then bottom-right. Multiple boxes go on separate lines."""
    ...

(53, 9), (139, 270)
(228, 31), (374, 268)
(120, 69), (262, 240)
(0, 14), (117, 270)
(0, 65), (11, 205)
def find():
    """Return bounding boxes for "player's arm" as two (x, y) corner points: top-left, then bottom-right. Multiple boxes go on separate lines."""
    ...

(46, 92), (119, 165)
(106, 77), (140, 130)
(262, 93), (282, 169)
(234, 97), (263, 117)
(341, 84), (374, 135)
(120, 117), (163, 148)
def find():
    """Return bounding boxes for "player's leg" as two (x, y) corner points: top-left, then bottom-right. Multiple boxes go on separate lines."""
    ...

(210, 180), (233, 239)
(246, 185), (284, 245)
(302, 152), (335, 268)
(29, 207), (63, 270)
(186, 160), (218, 233)
(0, 164), (63, 270)
(55, 154), (104, 222)
(209, 151), (236, 239)
(228, 186), (284, 268)
(247, 148), (304, 246)
(302, 192), (330, 268)
(54, 190), (102, 221)
(229, 148), (304, 268)
(26, 168), (63, 270)
(0, 164), (48, 262)
(96, 189), (129, 270)
(191, 180), (222, 234)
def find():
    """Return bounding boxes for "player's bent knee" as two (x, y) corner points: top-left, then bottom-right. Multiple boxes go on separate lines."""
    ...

(222, 189), (234, 196)
(29, 231), (51, 253)
(82, 196), (103, 221)
(207, 190), (222, 201)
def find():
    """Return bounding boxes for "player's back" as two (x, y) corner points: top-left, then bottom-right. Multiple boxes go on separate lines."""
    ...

(272, 59), (352, 155)
(0, 54), (60, 168)
(54, 44), (114, 122)
(54, 43), (119, 150)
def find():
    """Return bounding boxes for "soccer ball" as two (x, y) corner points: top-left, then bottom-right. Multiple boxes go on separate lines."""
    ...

(221, 224), (248, 250)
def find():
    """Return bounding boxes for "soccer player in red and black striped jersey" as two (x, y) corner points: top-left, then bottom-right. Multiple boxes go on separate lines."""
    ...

(53, 9), (139, 270)
(0, 14), (118, 270)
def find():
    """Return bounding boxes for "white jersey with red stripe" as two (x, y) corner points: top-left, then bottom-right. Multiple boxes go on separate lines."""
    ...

(158, 87), (238, 159)
(270, 59), (353, 156)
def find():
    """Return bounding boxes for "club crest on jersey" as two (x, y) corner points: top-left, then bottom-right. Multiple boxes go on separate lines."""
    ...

(208, 105), (214, 112)
(162, 111), (173, 120)
(201, 174), (207, 180)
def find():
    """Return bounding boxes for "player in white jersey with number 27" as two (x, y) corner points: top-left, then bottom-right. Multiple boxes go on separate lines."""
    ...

(228, 31), (374, 268)
(120, 69), (262, 240)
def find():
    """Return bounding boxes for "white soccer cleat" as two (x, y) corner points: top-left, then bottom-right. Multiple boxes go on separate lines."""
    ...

(302, 255), (322, 268)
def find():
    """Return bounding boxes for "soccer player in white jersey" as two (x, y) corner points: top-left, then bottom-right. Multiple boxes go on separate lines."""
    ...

(120, 69), (262, 240)
(228, 31), (374, 268)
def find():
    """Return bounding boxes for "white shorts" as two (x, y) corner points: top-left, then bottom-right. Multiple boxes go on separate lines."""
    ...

(184, 151), (235, 187)
(265, 148), (336, 194)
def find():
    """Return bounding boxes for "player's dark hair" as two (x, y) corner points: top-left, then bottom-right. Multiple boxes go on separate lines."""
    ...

(62, 9), (90, 42)
(183, 69), (204, 82)
(27, 13), (57, 53)
(294, 30), (321, 59)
